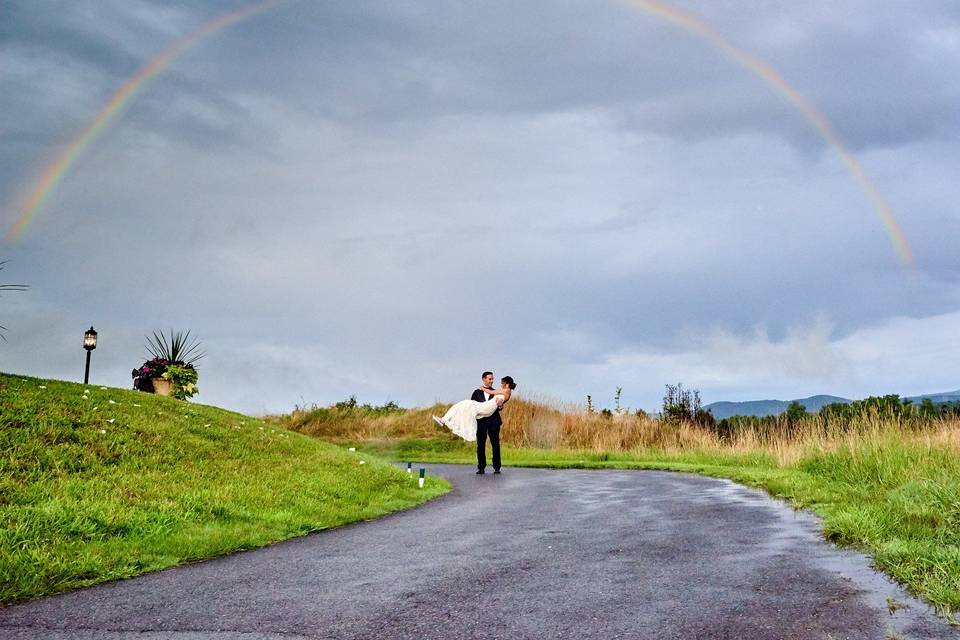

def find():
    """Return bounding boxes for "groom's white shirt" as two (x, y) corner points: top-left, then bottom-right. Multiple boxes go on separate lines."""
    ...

(483, 388), (491, 401)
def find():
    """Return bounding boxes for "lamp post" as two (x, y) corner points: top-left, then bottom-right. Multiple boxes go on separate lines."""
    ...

(83, 326), (97, 384)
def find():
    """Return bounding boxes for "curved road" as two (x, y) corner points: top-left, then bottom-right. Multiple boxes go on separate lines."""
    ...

(0, 465), (955, 639)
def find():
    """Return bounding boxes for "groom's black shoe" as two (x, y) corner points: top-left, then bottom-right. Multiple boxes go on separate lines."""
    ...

(476, 470), (485, 475)
(493, 469), (501, 474)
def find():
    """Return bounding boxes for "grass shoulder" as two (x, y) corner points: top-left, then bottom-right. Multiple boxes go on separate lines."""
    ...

(0, 372), (449, 604)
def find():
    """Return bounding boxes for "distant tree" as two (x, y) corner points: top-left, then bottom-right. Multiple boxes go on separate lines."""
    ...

(785, 401), (808, 423)
(820, 394), (922, 427)
(714, 415), (752, 441)
(918, 398), (938, 418)
(850, 394), (912, 418)
(330, 395), (404, 415)
(940, 401), (960, 418)
(820, 401), (853, 427)
(693, 407), (716, 429)
(335, 395), (359, 411)
(662, 382), (709, 425)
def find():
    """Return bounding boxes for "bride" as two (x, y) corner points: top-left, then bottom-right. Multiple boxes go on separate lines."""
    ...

(433, 376), (516, 441)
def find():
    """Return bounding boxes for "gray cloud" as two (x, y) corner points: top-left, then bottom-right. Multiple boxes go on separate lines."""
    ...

(2, 1), (959, 414)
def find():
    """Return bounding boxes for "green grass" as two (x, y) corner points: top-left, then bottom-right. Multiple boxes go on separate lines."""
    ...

(0, 372), (449, 604)
(366, 436), (960, 620)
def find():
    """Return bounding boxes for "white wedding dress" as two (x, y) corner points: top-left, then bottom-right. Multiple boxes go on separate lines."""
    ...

(435, 395), (501, 442)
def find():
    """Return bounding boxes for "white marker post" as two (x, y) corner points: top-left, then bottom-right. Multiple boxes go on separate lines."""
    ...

(406, 462), (412, 473)
(418, 468), (425, 489)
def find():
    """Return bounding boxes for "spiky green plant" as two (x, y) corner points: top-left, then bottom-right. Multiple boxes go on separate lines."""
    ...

(144, 329), (205, 365)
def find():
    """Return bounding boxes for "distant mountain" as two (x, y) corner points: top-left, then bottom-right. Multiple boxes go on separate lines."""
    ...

(704, 389), (960, 419)
(704, 395), (850, 419)
(907, 390), (960, 404)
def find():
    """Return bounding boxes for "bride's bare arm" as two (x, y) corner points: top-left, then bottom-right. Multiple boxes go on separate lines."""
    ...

(490, 388), (512, 402)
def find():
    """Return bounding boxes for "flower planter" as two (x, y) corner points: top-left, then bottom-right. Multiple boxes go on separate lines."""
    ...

(151, 377), (173, 396)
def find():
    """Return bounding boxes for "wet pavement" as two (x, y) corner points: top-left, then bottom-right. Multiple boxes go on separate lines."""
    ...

(1, 464), (956, 639)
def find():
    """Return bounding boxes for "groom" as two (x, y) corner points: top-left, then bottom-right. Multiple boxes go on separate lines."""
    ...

(472, 371), (502, 475)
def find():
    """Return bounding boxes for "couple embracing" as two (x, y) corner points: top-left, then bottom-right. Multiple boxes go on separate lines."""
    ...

(433, 371), (517, 474)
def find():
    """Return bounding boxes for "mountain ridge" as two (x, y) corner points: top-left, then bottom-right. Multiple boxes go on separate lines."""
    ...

(704, 389), (960, 419)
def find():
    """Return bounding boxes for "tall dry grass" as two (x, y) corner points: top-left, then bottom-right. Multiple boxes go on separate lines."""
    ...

(273, 397), (960, 463)
(273, 398), (960, 465)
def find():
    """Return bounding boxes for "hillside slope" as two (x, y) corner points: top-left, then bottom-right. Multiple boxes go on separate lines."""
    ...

(0, 372), (448, 603)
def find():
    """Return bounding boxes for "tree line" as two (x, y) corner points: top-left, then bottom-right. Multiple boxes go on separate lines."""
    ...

(660, 383), (960, 437)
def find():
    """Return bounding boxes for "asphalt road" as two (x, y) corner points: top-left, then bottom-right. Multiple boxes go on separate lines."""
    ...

(1, 464), (956, 639)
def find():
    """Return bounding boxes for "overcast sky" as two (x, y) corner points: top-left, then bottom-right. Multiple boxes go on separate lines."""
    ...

(2, 0), (959, 414)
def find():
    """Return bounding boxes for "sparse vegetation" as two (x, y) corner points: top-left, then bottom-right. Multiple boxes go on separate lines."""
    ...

(887, 597), (909, 615)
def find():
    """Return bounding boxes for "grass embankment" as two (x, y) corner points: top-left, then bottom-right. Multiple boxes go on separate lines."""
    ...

(276, 398), (960, 619)
(0, 372), (448, 604)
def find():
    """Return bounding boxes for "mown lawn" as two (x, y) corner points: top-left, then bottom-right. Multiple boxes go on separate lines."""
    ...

(0, 372), (449, 604)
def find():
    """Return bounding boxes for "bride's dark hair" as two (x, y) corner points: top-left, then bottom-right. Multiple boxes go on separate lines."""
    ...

(501, 376), (516, 390)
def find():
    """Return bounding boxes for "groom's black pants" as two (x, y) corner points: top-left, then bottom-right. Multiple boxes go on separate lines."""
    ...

(476, 422), (501, 471)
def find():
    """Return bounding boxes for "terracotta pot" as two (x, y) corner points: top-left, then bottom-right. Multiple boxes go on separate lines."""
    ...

(151, 378), (173, 396)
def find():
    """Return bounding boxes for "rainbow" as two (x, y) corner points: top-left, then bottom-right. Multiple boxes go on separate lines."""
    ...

(623, 0), (913, 266)
(3, 0), (286, 242)
(6, 0), (913, 267)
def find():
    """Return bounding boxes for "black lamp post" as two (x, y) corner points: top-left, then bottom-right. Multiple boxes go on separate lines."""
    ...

(83, 326), (97, 384)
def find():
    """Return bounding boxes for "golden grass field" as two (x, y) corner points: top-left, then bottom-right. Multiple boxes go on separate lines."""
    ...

(275, 395), (960, 464)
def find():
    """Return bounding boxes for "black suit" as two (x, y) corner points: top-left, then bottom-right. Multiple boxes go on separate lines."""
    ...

(473, 388), (502, 472)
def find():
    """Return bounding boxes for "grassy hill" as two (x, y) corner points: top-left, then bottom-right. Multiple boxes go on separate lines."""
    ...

(0, 372), (448, 604)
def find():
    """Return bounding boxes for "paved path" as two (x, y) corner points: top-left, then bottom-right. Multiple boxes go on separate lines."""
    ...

(1, 465), (955, 639)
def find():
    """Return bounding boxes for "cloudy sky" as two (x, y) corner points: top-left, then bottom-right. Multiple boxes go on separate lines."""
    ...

(2, 0), (959, 414)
